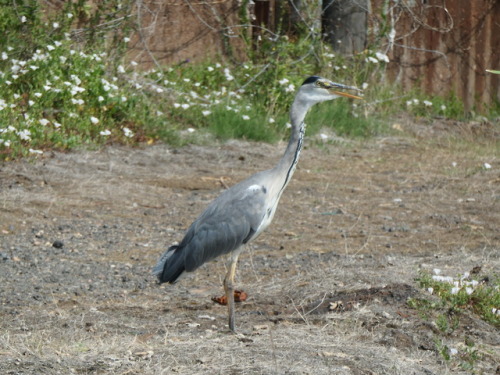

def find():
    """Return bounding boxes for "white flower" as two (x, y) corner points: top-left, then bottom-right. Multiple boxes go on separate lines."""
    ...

(278, 78), (289, 85)
(367, 56), (379, 63)
(29, 149), (43, 154)
(449, 348), (458, 356)
(173, 103), (180, 108)
(242, 115), (250, 120)
(224, 68), (234, 81)
(21, 16), (27, 23)
(432, 275), (454, 283)
(183, 78), (191, 82)
(286, 122), (292, 128)
(117, 65), (125, 73)
(207, 66), (214, 72)
(123, 127), (134, 138)
(70, 86), (85, 96)
(440, 105), (446, 111)
(285, 84), (295, 93)
(432, 268), (441, 275)
(131, 61), (138, 66)
(483, 162), (492, 169)
(215, 63), (221, 68)
(156, 88), (164, 93)
(268, 118), (275, 123)
(423, 100), (432, 107)
(465, 287), (474, 295)
(71, 75), (81, 85)
(450, 287), (460, 295)
(28, 100), (34, 106)
(123, 37), (130, 43)
(53, 22), (59, 29)
(121, 96), (127, 102)
(47, 45), (55, 51)
(375, 52), (390, 63)
(427, 287), (433, 294)
(100, 130), (111, 136)
(451, 161), (457, 167)
(90, 116), (100, 124)
(71, 98), (84, 105)
(98, 96), (104, 102)
(187, 128), (195, 133)
(202, 110), (211, 116)
(53, 121), (61, 128)
(320, 133), (328, 140)
(181, 104), (190, 109)
(34, 92), (42, 98)
(1, 52), (7, 60)
(39, 118), (50, 126)
(17, 129), (31, 140)
(67, 13), (73, 19)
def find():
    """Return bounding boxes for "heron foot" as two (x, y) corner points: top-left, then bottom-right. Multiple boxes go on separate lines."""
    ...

(211, 290), (248, 305)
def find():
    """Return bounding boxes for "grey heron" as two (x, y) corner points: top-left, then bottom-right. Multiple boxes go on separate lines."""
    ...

(154, 76), (362, 332)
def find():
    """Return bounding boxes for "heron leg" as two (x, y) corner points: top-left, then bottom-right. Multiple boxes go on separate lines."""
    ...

(224, 251), (241, 332)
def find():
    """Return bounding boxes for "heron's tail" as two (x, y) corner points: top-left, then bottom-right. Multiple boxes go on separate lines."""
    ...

(153, 245), (185, 283)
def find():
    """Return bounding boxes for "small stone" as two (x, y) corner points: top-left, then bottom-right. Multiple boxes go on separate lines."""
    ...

(253, 324), (269, 331)
(52, 240), (64, 249)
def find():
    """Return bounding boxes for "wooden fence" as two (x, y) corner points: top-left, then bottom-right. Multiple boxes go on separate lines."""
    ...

(380, 0), (500, 110)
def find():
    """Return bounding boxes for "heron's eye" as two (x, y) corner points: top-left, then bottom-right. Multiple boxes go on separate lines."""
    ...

(316, 80), (328, 89)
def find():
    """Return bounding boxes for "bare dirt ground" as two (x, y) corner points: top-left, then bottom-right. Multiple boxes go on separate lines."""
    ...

(1, 119), (499, 374)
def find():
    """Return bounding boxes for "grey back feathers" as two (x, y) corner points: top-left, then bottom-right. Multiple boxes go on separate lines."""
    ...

(154, 171), (270, 283)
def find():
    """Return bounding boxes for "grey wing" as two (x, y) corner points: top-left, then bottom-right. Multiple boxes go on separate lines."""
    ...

(180, 186), (267, 272)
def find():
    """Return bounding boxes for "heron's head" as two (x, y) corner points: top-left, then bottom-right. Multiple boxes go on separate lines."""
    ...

(298, 76), (362, 104)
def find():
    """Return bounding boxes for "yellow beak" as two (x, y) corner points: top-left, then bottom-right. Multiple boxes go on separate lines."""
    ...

(330, 90), (363, 100)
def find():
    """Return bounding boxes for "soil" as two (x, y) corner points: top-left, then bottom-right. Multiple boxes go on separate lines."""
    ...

(1, 119), (499, 374)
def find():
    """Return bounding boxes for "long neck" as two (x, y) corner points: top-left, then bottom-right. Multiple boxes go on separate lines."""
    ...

(274, 97), (311, 193)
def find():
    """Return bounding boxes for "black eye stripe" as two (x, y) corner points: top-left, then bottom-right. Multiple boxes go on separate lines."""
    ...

(302, 76), (320, 86)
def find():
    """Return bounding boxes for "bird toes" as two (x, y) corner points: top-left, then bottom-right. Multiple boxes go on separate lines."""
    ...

(211, 290), (248, 305)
